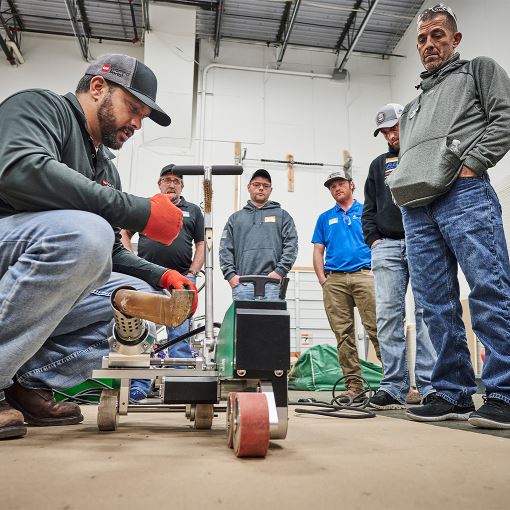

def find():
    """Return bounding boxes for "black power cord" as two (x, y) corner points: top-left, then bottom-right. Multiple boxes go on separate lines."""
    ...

(153, 322), (222, 354)
(289, 375), (377, 419)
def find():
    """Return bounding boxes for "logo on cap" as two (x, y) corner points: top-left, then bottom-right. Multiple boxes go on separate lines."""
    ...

(377, 112), (385, 125)
(100, 62), (127, 79)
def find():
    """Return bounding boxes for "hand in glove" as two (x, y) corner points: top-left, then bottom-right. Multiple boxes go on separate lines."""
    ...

(142, 194), (183, 245)
(160, 269), (198, 315)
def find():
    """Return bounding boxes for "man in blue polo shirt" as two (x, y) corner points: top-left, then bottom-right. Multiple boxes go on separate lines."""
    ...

(312, 170), (380, 397)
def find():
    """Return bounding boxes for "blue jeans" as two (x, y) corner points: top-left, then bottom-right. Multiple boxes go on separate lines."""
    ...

(371, 238), (436, 403)
(0, 210), (158, 399)
(232, 282), (281, 301)
(402, 176), (510, 406)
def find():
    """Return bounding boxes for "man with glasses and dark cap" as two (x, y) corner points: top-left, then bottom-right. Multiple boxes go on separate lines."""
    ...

(312, 170), (381, 399)
(122, 164), (204, 400)
(363, 103), (436, 410)
(219, 169), (298, 301)
(0, 54), (197, 439)
(387, 4), (510, 428)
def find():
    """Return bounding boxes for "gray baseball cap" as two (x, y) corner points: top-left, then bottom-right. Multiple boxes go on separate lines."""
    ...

(324, 169), (351, 188)
(373, 103), (404, 137)
(85, 54), (171, 127)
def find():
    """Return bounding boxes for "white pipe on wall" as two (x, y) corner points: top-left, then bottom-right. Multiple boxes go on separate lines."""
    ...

(198, 63), (333, 164)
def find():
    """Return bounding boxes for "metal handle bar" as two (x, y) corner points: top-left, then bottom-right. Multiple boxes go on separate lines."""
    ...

(171, 165), (243, 176)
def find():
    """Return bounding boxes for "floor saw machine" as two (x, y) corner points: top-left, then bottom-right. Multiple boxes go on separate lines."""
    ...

(92, 165), (291, 458)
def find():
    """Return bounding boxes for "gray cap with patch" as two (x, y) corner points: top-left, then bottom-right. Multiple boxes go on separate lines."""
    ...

(373, 103), (404, 137)
(85, 54), (171, 127)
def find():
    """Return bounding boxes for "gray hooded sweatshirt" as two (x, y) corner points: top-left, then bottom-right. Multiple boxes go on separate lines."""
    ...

(219, 200), (298, 281)
(387, 54), (510, 207)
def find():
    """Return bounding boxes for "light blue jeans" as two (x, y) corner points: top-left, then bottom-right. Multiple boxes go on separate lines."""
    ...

(371, 238), (436, 403)
(0, 210), (157, 400)
(232, 282), (281, 301)
(402, 176), (510, 406)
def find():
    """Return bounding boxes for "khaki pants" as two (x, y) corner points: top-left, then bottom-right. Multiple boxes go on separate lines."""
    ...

(322, 270), (380, 392)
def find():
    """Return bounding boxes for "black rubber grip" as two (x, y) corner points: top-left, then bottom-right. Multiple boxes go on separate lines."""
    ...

(211, 165), (243, 175)
(171, 166), (205, 175)
(171, 165), (243, 176)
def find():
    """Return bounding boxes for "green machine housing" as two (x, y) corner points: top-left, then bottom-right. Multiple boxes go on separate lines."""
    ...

(215, 299), (290, 408)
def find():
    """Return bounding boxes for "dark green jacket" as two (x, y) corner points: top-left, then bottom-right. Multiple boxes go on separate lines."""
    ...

(0, 89), (167, 287)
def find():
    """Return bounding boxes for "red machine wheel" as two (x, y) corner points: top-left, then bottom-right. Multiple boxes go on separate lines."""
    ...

(233, 393), (270, 458)
(226, 392), (237, 448)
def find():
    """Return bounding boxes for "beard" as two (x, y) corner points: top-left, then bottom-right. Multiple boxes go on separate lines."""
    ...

(97, 92), (131, 150)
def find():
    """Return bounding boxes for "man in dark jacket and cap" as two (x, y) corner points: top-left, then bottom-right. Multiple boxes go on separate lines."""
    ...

(362, 103), (436, 410)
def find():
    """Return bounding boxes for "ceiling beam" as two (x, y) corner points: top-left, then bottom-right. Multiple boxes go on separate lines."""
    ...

(18, 27), (137, 44)
(335, 0), (381, 71)
(276, 2), (292, 43)
(213, 0), (224, 58)
(0, 32), (15, 65)
(128, 0), (140, 43)
(4, 12), (142, 32)
(276, 0), (302, 69)
(5, 0), (23, 31)
(141, 0), (150, 32)
(64, 0), (90, 61)
(334, 0), (363, 53)
(76, 0), (92, 39)
(0, 10), (16, 42)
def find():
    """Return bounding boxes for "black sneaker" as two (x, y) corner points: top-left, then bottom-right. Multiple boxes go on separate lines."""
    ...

(369, 390), (405, 410)
(406, 393), (475, 422)
(468, 397), (510, 429)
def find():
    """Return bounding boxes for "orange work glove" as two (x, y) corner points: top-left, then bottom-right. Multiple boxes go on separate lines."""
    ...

(142, 194), (183, 245)
(160, 269), (198, 315)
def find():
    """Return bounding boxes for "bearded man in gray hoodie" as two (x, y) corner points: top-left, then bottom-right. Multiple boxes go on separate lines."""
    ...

(387, 4), (510, 428)
(219, 169), (298, 300)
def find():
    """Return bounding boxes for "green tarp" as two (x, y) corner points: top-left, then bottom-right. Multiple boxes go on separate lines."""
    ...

(288, 344), (383, 391)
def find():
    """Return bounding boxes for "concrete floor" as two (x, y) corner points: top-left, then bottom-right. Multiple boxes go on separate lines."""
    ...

(1, 392), (509, 510)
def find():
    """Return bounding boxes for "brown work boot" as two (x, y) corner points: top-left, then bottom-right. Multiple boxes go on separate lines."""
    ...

(0, 399), (27, 439)
(336, 389), (365, 403)
(5, 381), (83, 426)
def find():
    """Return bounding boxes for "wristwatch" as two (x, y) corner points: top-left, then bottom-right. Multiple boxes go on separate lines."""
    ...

(187, 270), (200, 277)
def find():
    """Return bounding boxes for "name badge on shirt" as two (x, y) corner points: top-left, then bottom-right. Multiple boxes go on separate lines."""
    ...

(385, 157), (398, 178)
(264, 216), (276, 223)
(329, 217), (338, 225)
(182, 211), (190, 218)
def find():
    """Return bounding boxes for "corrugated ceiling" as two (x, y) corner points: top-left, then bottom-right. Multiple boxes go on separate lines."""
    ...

(0, 0), (425, 63)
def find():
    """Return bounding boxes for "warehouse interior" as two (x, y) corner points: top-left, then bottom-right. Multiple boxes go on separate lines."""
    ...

(1, 1), (510, 509)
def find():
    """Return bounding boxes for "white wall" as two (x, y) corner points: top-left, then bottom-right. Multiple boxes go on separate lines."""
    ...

(0, 32), (143, 99)
(197, 40), (394, 319)
(389, 0), (510, 298)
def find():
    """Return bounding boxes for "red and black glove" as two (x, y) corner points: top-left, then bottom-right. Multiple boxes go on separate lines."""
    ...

(160, 269), (198, 315)
(142, 193), (183, 245)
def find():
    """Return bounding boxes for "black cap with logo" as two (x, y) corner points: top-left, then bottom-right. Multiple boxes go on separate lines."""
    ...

(249, 169), (272, 183)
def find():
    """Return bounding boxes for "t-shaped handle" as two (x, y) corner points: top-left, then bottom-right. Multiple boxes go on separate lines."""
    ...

(238, 275), (289, 299)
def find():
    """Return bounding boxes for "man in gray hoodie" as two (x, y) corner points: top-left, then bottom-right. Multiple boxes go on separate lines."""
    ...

(387, 4), (510, 428)
(219, 169), (298, 300)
